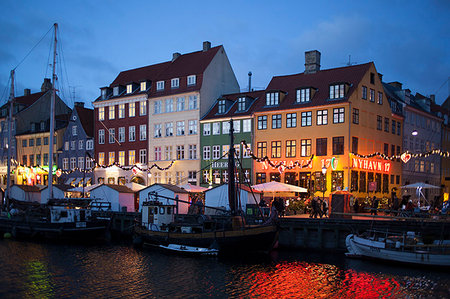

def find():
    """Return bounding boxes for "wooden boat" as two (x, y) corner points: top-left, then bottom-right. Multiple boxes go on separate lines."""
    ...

(345, 230), (450, 267)
(134, 121), (278, 254)
(149, 243), (218, 256)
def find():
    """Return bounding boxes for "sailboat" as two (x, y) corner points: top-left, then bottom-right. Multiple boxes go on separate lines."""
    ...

(134, 120), (279, 254)
(0, 23), (109, 240)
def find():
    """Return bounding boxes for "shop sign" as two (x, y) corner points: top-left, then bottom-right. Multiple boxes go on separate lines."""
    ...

(352, 158), (391, 173)
(261, 159), (313, 171)
(211, 161), (228, 169)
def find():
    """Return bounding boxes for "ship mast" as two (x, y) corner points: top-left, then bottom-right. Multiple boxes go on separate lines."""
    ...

(6, 70), (15, 208)
(47, 23), (58, 199)
(227, 119), (237, 216)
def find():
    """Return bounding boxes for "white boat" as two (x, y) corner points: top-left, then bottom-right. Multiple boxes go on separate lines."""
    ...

(152, 243), (218, 256)
(345, 230), (450, 267)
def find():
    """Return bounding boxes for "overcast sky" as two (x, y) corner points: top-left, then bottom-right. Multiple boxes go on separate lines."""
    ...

(1, 0), (449, 108)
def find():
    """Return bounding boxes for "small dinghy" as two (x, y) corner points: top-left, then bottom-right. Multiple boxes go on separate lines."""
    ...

(155, 244), (218, 256)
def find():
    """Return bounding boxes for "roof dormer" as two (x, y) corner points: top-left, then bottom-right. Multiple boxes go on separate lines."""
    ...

(328, 82), (350, 100)
(140, 81), (150, 92)
(236, 96), (254, 112)
(217, 98), (233, 114)
(265, 90), (286, 106)
(112, 85), (125, 97)
(295, 87), (317, 104)
(126, 82), (139, 94)
(100, 87), (112, 100)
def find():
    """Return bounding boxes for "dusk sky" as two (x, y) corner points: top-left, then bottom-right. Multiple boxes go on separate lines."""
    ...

(1, 0), (449, 109)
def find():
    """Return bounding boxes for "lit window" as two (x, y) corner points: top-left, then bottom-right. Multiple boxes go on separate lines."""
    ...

(119, 151), (125, 165)
(129, 150), (136, 165)
(171, 78), (179, 88)
(257, 142), (267, 158)
(238, 97), (246, 111)
(243, 119), (251, 132)
(266, 92), (279, 106)
(157, 81), (164, 91)
(109, 105), (115, 120)
(118, 104), (125, 118)
(129, 102), (135, 117)
(301, 139), (311, 157)
(296, 88), (310, 103)
(187, 75), (196, 86)
(271, 141), (281, 158)
(301, 111), (312, 127)
(140, 101), (147, 116)
(317, 110), (328, 125)
(286, 140), (296, 158)
(127, 84), (132, 94)
(140, 82), (146, 91)
(98, 107), (105, 121)
(98, 152), (105, 166)
(329, 84), (345, 99)
(108, 152), (115, 164)
(377, 92), (383, 105)
(333, 108), (345, 124)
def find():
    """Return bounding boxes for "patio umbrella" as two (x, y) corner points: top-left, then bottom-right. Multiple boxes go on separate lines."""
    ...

(179, 183), (208, 193)
(251, 181), (307, 193)
(401, 182), (440, 189)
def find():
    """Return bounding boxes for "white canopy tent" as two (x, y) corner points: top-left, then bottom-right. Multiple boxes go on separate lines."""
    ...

(252, 181), (307, 193)
(178, 183), (208, 193)
(401, 182), (441, 207)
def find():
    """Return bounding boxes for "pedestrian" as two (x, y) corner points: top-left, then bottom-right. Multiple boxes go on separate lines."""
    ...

(392, 193), (399, 216)
(322, 198), (328, 218)
(312, 197), (319, 218)
(371, 196), (379, 215)
(353, 197), (359, 213)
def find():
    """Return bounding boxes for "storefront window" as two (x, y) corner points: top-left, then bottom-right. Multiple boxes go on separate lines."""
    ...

(375, 173), (382, 192)
(256, 173), (266, 184)
(270, 172), (280, 182)
(314, 171), (326, 192)
(359, 171), (366, 192)
(331, 171), (344, 191)
(299, 172), (311, 190)
(367, 172), (374, 192)
(382, 174), (389, 193)
(351, 171), (358, 192)
(284, 172), (297, 185)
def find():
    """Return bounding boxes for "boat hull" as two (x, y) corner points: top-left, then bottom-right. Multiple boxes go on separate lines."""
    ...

(135, 224), (278, 253)
(345, 234), (450, 266)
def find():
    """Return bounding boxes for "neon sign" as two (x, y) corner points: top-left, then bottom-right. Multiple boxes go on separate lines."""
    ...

(352, 158), (391, 173)
(261, 159), (313, 171)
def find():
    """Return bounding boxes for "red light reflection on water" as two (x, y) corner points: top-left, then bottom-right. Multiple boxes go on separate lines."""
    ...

(235, 261), (406, 298)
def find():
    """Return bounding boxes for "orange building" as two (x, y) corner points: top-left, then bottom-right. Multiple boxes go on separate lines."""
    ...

(252, 51), (403, 201)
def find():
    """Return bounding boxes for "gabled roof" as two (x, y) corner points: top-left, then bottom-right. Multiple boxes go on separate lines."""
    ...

(75, 106), (94, 137)
(202, 90), (265, 121)
(41, 184), (74, 192)
(11, 184), (42, 192)
(141, 183), (189, 194)
(14, 91), (47, 106)
(252, 63), (372, 113)
(99, 184), (135, 193)
(110, 61), (171, 87)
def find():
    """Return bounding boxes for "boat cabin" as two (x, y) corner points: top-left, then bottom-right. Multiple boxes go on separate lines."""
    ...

(49, 206), (92, 224)
(141, 201), (175, 231)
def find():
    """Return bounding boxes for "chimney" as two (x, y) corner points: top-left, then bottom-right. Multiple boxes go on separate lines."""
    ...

(248, 71), (252, 92)
(24, 88), (31, 96)
(304, 50), (321, 74)
(75, 101), (85, 108)
(41, 78), (52, 92)
(388, 81), (403, 90)
(172, 52), (181, 62)
(430, 94), (435, 103)
(203, 41), (211, 52)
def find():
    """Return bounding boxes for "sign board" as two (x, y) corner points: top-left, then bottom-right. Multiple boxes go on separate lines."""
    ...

(368, 182), (377, 192)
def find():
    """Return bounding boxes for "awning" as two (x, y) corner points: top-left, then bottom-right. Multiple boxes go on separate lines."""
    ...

(65, 178), (75, 185)
(73, 177), (83, 185)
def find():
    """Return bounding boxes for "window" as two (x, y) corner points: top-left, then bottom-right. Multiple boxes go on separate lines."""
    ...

(129, 102), (135, 117)
(154, 100), (162, 114)
(271, 141), (281, 158)
(129, 126), (136, 141)
(286, 140), (296, 158)
(391, 144), (396, 156)
(359, 171), (366, 192)
(333, 108), (345, 123)
(108, 152), (115, 164)
(86, 140), (93, 150)
(157, 81), (164, 90)
(257, 142), (267, 158)
(118, 104), (125, 118)
(377, 92), (383, 104)
(63, 158), (68, 170)
(301, 139), (311, 157)
(176, 145), (185, 160)
(109, 105), (115, 120)
(140, 124), (147, 140)
(352, 137), (358, 154)
(243, 144), (251, 158)
(266, 92), (279, 106)
(329, 84), (345, 99)
(232, 120), (240, 133)
(71, 141), (76, 150)
(118, 151), (125, 165)
(188, 145), (197, 159)
(176, 121), (185, 136)
(70, 157), (76, 169)
(362, 86), (367, 100)
(212, 145), (220, 159)
(296, 88), (310, 103)
(109, 128), (115, 144)
(203, 123), (211, 136)
(258, 116), (267, 130)
(171, 78), (179, 88)
(187, 75), (196, 85)
(188, 171), (197, 184)
(79, 140), (83, 150)
(72, 126), (77, 136)
(397, 122), (401, 135)
(238, 97), (246, 111)
(22, 139), (27, 147)
(36, 138), (41, 146)
(98, 129), (105, 144)
(188, 95), (198, 110)
(176, 97), (185, 111)
(140, 81), (146, 91)
(113, 86), (119, 96)
(129, 150), (136, 165)
(163, 98), (173, 113)
(256, 173), (266, 184)
(377, 115), (382, 130)
(163, 146), (171, 160)
(392, 120), (396, 134)
(369, 89), (375, 102)
(98, 152), (105, 166)
(86, 157), (93, 169)
(140, 101), (147, 116)
(222, 145), (230, 157)
(370, 72), (375, 84)
(165, 123), (173, 136)
(118, 127), (125, 142)
(154, 147), (162, 161)
(384, 143), (389, 155)
(384, 117), (389, 132)
(243, 119), (251, 132)
(218, 99), (226, 114)
(352, 108), (359, 124)
(78, 156), (85, 169)
(317, 110), (328, 125)
(203, 146), (211, 160)
(301, 111), (312, 127)
(331, 171), (344, 191)
(65, 141), (69, 151)
(44, 137), (49, 145)
(188, 120), (197, 135)
(43, 153), (49, 165)
(286, 113), (297, 128)
(333, 136), (344, 155)
(316, 138), (327, 156)
(272, 114), (282, 129)
(139, 149), (146, 164)
(212, 122), (220, 135)
(154, 124), (162, 138)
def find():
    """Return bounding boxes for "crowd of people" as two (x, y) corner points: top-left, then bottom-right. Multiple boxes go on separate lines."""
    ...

(309, 196), (328, 218)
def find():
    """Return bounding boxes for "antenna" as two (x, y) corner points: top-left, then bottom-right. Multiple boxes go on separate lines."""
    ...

(345, 55), (357, 66)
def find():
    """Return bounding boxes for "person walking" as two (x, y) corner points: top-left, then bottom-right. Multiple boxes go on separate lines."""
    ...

(371, 196), (379, 215)
(322, 198), (328, 218)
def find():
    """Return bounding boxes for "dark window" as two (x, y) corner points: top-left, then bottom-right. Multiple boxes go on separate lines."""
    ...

(384, 143), (389, 155)
(359, 171), (366, 192)
(384, 117), (389, 132)
(314, 171), (326, 192)
(390, 174), (395, 184)
(270, 172), (281, 182)
(370, 72), (375, 84)
(351, 171), (358, 192)
(286, 113), (297, 128)
(391, 144), (395, 156)
(256, 173), (266, 184)
(392, 120), (396, 134)
(370, 89), (375, 102)
(271, 141), (281, 158)
(272, 114), (282, 129)
(377, 92), (383, 105)
(397, 122), (401, 135)
(237, 97), (246, 111)
(316, 138), (327, 156)
(367, 172), (374, 191)
(266, 92), (279, 106)
(362, 86), (367, 100)
(383, 174), (389, 193)
(257, 142), (267, 158)
(284, 172), (297, 185)
(332, 136), (344, 155)
(377, 115), (382, 130)
(375, 173), (381, 192)
(352, 137), (358, 154)
(352, 108), (359, 124)
(396, 175), (400, 184)
(257, 116), (267, 130)
(286, 140), (296, 158)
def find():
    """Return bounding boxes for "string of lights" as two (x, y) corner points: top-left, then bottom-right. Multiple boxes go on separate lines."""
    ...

(351, 149), (450, 162)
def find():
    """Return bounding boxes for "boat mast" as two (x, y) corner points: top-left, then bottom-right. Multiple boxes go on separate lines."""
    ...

(48, 23), (57, 199)
(6, 70), (15, 208)
(227, 119), (237, 216)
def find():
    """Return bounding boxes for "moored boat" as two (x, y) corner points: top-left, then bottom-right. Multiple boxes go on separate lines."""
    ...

(345, 230), (450, 267)
(149, 243), (219, 256)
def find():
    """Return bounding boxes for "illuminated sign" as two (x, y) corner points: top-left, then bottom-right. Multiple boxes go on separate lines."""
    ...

(261, 159), (313, 171)
(321, 157), (338, 171)
(352, 158), (391, 173)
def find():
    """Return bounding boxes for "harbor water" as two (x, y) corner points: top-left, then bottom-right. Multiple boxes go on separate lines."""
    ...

(0, 239), (448, 298)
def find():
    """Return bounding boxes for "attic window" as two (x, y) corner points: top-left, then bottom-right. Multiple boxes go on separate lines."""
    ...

(187, 75), (196, 86)
(101, 89), (107, 99)
(140, 82), (147, 91)
(171, 78), (179, 89)
(113, 86), (119, 96)
(266, 92), (279, 106)
(157, 81), (164, 91)
(218, 100), (226, 114)
(296, 88), (311, 103)
(329, 84), (345, 99)
(237, 97), (246, 111)
(126, 84), (132, 94)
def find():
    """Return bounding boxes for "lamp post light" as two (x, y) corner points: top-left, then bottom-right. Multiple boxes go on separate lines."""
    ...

(411, 130), (418, 136)
(322, 166), (327, 203)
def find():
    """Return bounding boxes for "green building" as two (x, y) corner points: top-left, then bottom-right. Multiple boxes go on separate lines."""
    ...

(200, 90), (264, 187)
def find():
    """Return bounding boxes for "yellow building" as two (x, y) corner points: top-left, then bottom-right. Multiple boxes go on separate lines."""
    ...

(252, 51), (403, 202)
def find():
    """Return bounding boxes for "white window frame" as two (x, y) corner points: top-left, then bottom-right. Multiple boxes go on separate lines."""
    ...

(176, 121), (185, 136)
(188, 120), (197, 135)
(86, 140), (94, 150)
(203, 123), (211, 136)
(139, 149), (147, 164)
(126, 84), (132, 94)
(140, 82), (146, 91)
(119, 104), (125, 118)
(109, 128), (115, 144)
(129, 102), (136, 117)
(78, 157), (84, 169)
(212, 122), (220, 135)
(98, 107), (105, 121)
(157, 81), (164, 91)
(171, 78), (179, 88)
(243, 119), (251, 132)
(154, 124), (162, 138)
(154, 100), (162, 114)
(129, 126), (136, 142)
(188, 95), (198, 110)
(118, 127), (125, 142)
(78, 140), (84, 150)
(72, 125), (77, 136)
(140, 124), (147, 141)
(140, 101), (147, 116)
(177, 97), (185, 111)
(187, 75), (196, 86)
(203, 146), (211, 160)
(109, 105), (115, 120)
(98, 129), (105, 144)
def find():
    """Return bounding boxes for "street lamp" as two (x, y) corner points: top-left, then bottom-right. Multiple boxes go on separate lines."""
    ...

(321, 166), (327, 203)
(411, 130), (418, 136)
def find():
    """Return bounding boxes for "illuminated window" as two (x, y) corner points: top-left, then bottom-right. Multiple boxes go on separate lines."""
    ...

(129, 102), (135, 117)
(98, 107), (105, 120)
(257, 142), (267, 158)
(317, 110), (328, 125)
(109, 105), (115, 120)
(266, 92), (279, 106)
(329, 84), (345, 99)
(377, 92), (383, 104)
(271, 141), (281, 158)
(129, 150), (136, 165)
(301, 139), (311, 157)
(98, 152), (105, 166)
(119, 151), (125, 165)
(108, 152), (115, 164)
(127, 84), (132, 94)
(140, 82), (146, 91)
(286, 140), (296, 158)
(140, 101), (147, 116)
